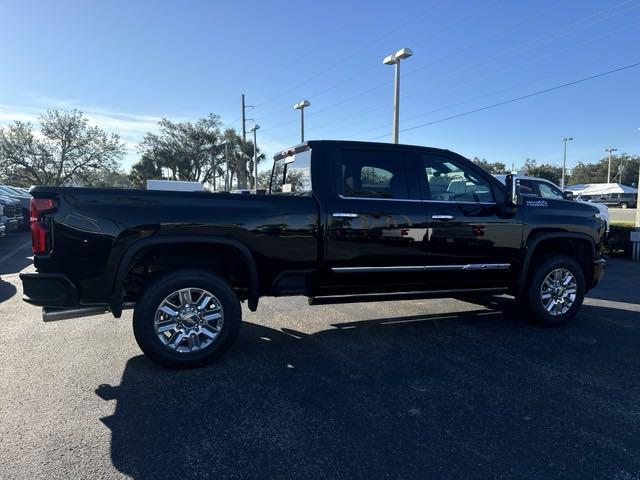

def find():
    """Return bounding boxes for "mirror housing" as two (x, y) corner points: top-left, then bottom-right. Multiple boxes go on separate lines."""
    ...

(562, 190), (574, 200)
(504, 174), (520, 206)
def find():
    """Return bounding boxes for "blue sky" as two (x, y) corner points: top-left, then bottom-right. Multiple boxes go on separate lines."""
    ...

(0, 0), (639, 174)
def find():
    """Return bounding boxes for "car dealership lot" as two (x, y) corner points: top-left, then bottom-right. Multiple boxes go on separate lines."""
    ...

(1, 232), (639, 479)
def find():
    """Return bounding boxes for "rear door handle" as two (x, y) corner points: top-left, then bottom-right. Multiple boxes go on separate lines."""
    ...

(333, 212), (359, 218)
(431, 214), (454, 220)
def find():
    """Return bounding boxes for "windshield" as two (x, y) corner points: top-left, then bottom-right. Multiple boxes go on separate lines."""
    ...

(270, 149), (312, 194)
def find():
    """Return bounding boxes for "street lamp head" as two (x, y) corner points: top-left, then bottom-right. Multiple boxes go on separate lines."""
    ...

(251, 124), (260, 132)
(382, 54), (397, 65)
(394, 48), (413, 60)
(562, 137), (573, 141)
(293, 100), (311, 110)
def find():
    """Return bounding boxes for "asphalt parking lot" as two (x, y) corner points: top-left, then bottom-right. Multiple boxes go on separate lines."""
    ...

(1, 231), (640, 479)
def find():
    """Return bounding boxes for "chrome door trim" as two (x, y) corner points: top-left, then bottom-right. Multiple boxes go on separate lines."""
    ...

(337, 195), (497, 206)
(331, 263), (510, 273)
(332, 212), (359, 218)
(331, 266), (424, 273)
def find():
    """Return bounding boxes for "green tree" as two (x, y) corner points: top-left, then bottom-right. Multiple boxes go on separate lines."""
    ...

(570, 154), (639, 186)
(129, 151), (165, 188)
(0, 109), (125, 187)
(472, 157), (508, 174)
(522, 158), (563, 185)
(135, 114), (224, 188)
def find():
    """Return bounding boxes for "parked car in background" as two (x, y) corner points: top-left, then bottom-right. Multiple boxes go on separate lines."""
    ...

(0, 196), (21, 232)
(582, 192), (637, 209)
(494, 174), (610, 232)
(0, 204), (6, 238)
(0, 185), (30, 228)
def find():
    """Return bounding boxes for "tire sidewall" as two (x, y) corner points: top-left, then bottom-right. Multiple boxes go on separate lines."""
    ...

(133, 270), (242, 368)
(526, 255), (585, 326)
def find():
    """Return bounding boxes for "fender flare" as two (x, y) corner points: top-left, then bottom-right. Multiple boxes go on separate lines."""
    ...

(515, 231), (596, 297)
(109, 235), (259, 316)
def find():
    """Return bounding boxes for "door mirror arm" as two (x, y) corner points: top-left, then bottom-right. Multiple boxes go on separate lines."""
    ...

(504, 174), (522, 207)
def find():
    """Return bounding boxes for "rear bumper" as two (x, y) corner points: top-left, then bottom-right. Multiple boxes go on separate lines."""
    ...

(20, 272), (79, 306)
(592, 257), (606, 288)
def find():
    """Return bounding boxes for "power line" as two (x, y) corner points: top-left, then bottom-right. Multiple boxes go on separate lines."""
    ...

(260, 0), (638, 134)
(344, 18), (640, 140)
(253, 0), (503, 122)
(366, 61), (640, 140)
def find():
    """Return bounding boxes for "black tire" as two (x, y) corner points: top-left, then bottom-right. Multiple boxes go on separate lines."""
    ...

(133, 269), (242, 368)
(524, 255), (585, 326)
(619, 202), (628, 209)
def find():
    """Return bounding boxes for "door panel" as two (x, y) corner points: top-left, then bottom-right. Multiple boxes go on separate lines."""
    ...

(417, 154), (523, 288)
(319, 147), (430, 295)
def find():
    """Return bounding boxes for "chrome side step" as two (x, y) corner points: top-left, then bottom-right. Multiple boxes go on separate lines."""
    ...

(308, 287), (508, 306)
(42, 302), (135, 322)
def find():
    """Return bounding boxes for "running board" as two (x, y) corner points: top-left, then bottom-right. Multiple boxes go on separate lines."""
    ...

(308, 287), (508, 306)
(42, 302), (135, 322)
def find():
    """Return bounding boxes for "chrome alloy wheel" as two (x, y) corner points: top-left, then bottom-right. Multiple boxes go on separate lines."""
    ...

(540, 268), (577, 316)
(153, 288), (224, 353)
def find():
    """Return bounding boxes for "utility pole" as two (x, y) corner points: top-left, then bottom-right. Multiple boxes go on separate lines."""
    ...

(605, 147), (617, 184)
(238, 94), (253, 189)
(251, 124), (260, 190)
(383, 48), (413, 144)
(224, 142), (229, 191)
(561, 137), (573, 189)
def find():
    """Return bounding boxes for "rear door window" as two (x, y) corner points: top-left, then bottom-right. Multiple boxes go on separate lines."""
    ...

(337, 149), (411, 199)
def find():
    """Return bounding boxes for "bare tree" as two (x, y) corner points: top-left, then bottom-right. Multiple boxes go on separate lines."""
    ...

(0, 109), (125, 186)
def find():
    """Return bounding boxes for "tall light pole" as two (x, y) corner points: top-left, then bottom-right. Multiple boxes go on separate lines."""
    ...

(293, 100), (311, 143)
(383, 47), (413, 144)
(561, 137), (573, 189)
(605, 147), (618, 183)
(251, 124), (260, 190)
(636, 128), (640, 230)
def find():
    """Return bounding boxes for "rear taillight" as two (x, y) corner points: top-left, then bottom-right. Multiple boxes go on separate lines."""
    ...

(30, 197), (56, 254)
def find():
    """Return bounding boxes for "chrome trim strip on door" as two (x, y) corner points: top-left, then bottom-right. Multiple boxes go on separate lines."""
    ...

(331, 264), (511, 273)
(431, 214), (454, 220)
(337, 195), (497, 205)
(332, 212), (359, 218)
(331, 266), (425, 273)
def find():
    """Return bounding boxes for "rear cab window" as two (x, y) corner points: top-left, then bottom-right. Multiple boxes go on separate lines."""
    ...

(336, 148), (411, 199)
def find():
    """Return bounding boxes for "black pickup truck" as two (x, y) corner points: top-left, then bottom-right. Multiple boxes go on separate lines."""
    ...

(21, 140), (607, 368)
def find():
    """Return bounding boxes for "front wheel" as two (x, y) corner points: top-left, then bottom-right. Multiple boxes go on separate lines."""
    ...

(524, 255), (585, 326)
(619, 202), (629, 209)
(133, 270), (242, 368)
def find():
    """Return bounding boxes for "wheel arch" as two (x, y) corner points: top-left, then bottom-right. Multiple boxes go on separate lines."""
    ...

(515, 231), (595, 298)
(110, 235), (259, 316)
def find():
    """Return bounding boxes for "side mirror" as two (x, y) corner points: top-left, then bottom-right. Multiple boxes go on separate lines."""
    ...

(504, 174), (520, 206)
(563, 191), (574, 200)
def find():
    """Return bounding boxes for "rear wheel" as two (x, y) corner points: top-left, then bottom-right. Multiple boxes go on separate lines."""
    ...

(133, 270), (241, 368)
(524, 255), (585, 326)
(619, 202), (629, 209)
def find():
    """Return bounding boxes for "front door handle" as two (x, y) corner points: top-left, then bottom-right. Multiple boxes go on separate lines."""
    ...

(333, 212), (359, 218)
(431, 214), (454, 220)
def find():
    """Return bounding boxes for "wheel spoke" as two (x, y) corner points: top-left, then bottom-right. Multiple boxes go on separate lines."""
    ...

(201, 325), (219, 339)
(188, 333), (201, 350)
(196, 294), (212, 311)
(167, 331), (185, 348)
(179, 289), (192, 306)
(156, 319), (177, 333)
(204, 312), (222, 323)
(159, 305), (179, 317)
